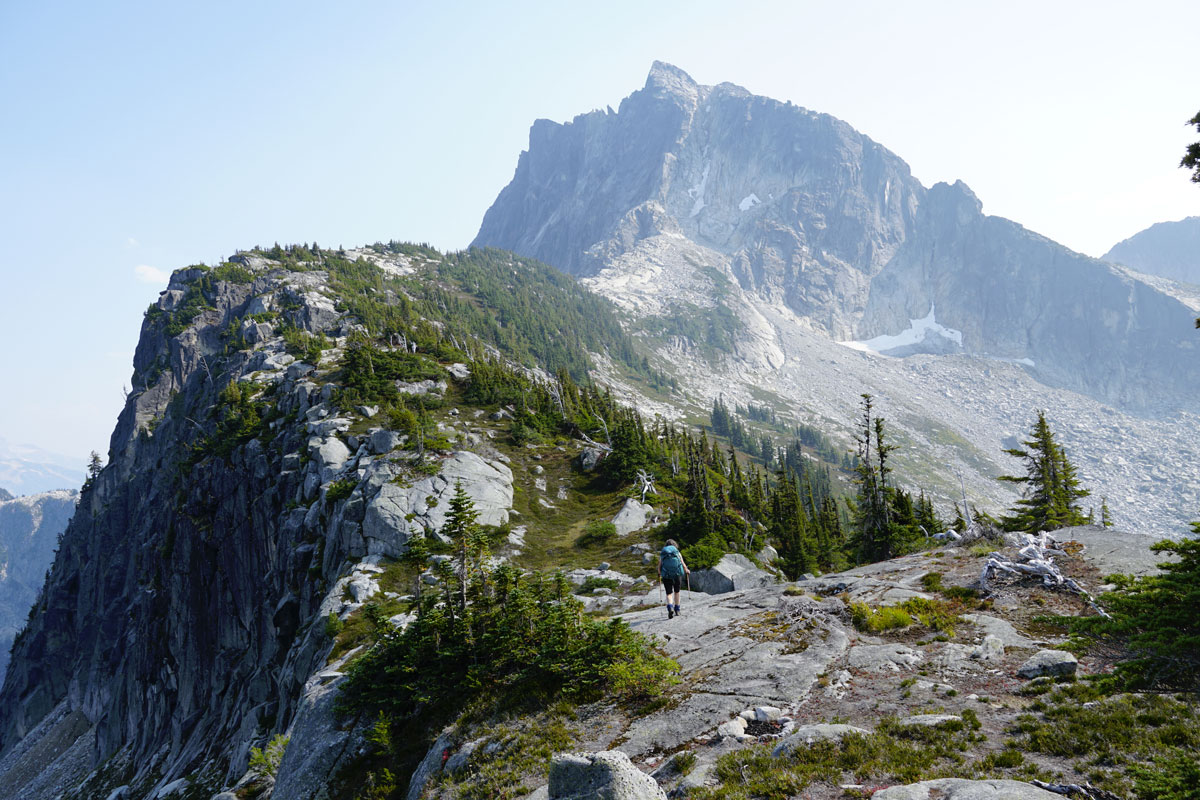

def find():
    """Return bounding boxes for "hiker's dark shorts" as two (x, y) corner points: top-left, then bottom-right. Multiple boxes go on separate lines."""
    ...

(662, 575), (682, 594)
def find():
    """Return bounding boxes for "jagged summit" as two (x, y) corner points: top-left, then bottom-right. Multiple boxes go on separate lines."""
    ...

(644, 60), (698, 95)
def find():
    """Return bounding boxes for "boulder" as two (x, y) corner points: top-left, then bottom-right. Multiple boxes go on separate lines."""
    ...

(753, 706), (782, 722)
(872, 779), (1061, 799)
(287, 362), (315, 379)
(548, 750), (666, 800)
(688, 554), (774, 595)
(579, 447), (606, 472)
(369, 429), (406, 454)
(716, 716), (748, 739)
(772, 724), (871, 756)
(1018, 649), (1078, 679)
(612, 498), (655, 536)
(961, 613), (1036, 649)
(309, 436), (351, 482)
(756, 544), (779, 564)
(971, 635), (1005, 662)
(240, 319), (273, 346)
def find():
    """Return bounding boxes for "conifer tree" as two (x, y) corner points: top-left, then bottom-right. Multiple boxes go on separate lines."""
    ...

(999, 411), (1090, 533)
(442, 482), (483, 612)
(850, 395), (914, 561)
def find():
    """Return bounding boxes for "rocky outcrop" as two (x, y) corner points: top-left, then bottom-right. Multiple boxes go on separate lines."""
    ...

(361, 451), (513, 556)
(0, 490), (75, 682)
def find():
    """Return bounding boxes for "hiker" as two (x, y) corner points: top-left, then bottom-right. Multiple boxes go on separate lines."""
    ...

(658, 538), (690, 619)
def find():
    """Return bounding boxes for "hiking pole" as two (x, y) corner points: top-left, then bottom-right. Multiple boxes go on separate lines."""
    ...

(658, 579), (665, 618)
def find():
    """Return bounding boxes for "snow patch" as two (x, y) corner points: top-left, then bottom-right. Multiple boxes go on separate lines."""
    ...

(840, 305), (963, 356)
(689, 162), (711, 217)
(738, 193), (761, 212)
(883, 179), (891, 206)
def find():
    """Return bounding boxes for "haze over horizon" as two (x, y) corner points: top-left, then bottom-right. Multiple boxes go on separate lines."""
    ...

(1, 0), (1197, 466)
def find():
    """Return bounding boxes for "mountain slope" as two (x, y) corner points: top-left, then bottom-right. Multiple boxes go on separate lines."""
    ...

(1103, 216), (1200, 284)
(474, 62), (1200, 537)
(0, 490), (75, 682)
(0, 244), (701, 799)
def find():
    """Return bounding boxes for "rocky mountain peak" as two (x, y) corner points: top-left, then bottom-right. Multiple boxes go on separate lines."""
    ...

(1103, 215), (1200, 284)
(643, 59), (701, 98)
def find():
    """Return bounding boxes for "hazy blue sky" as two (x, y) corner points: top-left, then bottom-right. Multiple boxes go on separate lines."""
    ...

(1, 0), (1196, 467)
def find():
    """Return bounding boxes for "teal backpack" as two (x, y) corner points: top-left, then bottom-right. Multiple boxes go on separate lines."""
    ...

(660, 545), (684, 578)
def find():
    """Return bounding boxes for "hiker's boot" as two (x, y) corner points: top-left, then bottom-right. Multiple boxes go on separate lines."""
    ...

(674, 604), (681, 616)
(667, 605), (674, 619)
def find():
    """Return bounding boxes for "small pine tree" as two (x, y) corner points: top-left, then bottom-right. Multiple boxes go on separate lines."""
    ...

(998, 411), (1090, 533)
(849, 395), (915, 561)
(442, 482), (482, 612)
(1071, 532), (1200, 692)
(83, 451), (103, 490)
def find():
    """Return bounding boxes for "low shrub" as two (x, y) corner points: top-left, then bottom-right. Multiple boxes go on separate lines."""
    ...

(576, 576), (619, 594)
(576, 520), (617, 548)
(1012, 687), (1200, 798)
(849, 602), (913, 632)
(325, 478), (357, 503)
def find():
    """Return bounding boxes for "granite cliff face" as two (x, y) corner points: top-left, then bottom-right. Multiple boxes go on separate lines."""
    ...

(475, 62), (1200, 413)
(0, 250), (527, 798)
(860, 182), (1200, 410)
(0, 489), (75, 682)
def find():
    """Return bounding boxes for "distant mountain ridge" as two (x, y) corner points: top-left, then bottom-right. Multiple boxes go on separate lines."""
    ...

(0, 490), (75, 682)
(1103, 216), (1200, 285)
(0, 438), (84, 496)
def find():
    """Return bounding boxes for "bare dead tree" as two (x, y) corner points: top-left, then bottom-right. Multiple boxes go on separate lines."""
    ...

(635, 469), (657, 503)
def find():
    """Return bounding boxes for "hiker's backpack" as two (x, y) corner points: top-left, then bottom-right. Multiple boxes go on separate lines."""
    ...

(660, 545), (684, 577)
